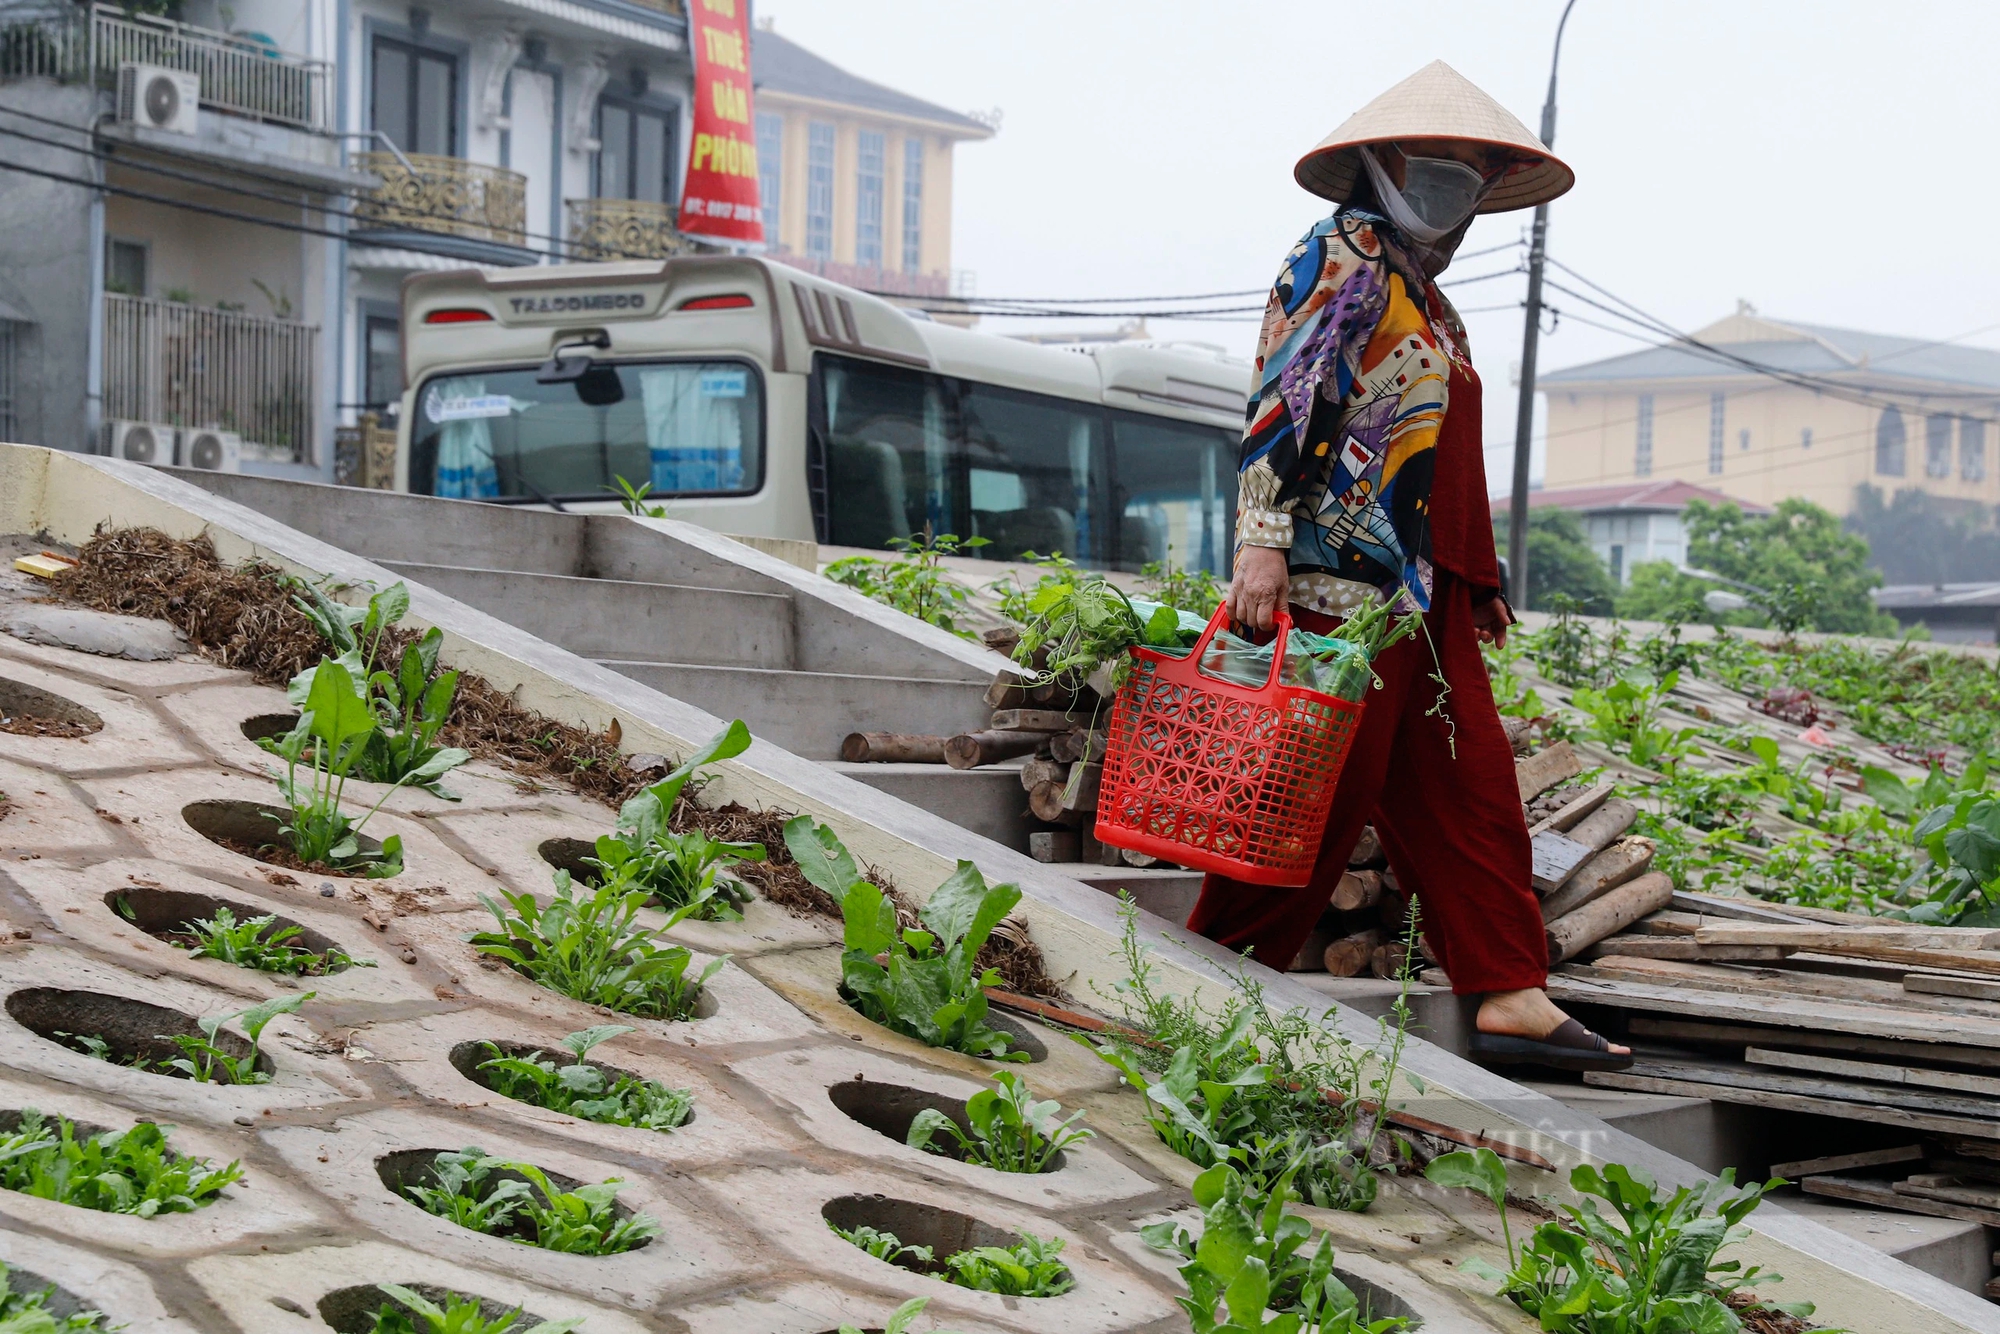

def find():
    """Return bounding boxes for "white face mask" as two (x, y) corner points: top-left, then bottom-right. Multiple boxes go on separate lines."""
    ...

(1359, 146), (1494, 243)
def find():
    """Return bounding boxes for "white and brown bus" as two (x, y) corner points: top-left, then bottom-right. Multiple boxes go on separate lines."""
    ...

(395, 255), (1246, 575)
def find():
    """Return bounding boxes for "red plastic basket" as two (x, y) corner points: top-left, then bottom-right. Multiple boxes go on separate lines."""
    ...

(1093, 606), (1363, 888)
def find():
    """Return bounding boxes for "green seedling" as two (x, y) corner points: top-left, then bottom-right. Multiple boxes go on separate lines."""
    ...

(469, 872), (725, 1020)
(262, 657), (468, 874)
(151, 903), (369, 975)
(1136, 551), (1225, 619)
(0, 1109), (241, 1217)
(835, 1296), (943, 1334)
(826, 1221), (1072, 1299)
(905, 1069), (1091, 1174)
(823, 528), (989, 638)
(785, 816), (1025, 1061)
(476, 1026), (694, 1132)
(0, 1258), (119, 1331)
(1144, 1157), (1405, 1332)
(405, 1148), (659, 1256)
(1430, 1153), (1808, 1332)
(157, 993), (310, 1086)
(366, 1285), (581, 1334)
(591, 721), (762, 920)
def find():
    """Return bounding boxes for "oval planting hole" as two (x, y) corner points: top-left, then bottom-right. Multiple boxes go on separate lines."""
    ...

(827, 1077), (1064, 1172)
(537, 837), (600, 885)
(103, 886), (353, 973)
(0, 677), (103, 739)
(446, 1038), (699, 1126)
(838, 990), (1048, 1064)
(316, 1283), (556, 1334)
(4, 988), (271, 1081)
(376, 1149), (652, 1251)
(239, 712), (299, 744)
(0, 1263), (100, 1326)
(1330, 1270), (1422, 1328)
(182, 799), (391, 878)
(821, 1194), (1070, 1290)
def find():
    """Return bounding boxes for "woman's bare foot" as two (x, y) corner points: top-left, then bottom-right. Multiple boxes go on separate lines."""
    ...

(1476, 988), (1631, 1056)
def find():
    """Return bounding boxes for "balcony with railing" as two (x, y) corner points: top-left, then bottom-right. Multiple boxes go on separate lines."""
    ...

(565, 198), (712, 261)
(353, 152), (531, 261)
(0, 4), (330, 132)
(103, 294), (318, 462)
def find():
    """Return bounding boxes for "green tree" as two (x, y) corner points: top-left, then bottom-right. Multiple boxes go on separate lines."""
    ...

(1846, 484), (2000, 584)
(1617, 498), (1898, 636)
(1493, 508), (1618, 615)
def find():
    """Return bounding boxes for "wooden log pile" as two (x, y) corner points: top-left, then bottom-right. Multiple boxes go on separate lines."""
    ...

(843, 626), (1179, 872)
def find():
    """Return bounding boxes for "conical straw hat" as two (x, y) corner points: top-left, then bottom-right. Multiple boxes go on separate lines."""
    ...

(1294, 60), (1574, 213)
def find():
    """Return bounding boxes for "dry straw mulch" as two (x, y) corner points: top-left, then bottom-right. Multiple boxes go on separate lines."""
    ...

(48, 528), (1061, 995)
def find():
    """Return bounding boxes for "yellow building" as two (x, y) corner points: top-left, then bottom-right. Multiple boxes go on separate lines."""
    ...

(1538, 306), (2000, 518)
(751, 26), (994, 298)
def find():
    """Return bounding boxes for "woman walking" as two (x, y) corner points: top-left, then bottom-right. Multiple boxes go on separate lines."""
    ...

(1189, 61), (1630, 1071)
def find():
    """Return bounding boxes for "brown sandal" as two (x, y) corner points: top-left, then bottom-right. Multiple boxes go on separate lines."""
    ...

(1468, 1018), (1634, 1072)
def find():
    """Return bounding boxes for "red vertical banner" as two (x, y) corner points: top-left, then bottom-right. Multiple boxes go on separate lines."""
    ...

(681, 0), (764, 245)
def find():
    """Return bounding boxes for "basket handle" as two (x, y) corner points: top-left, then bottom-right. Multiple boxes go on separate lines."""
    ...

(1178, 603), (1293, 693)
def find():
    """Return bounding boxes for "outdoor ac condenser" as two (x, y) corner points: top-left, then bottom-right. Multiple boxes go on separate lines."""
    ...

(104, 420), (178, 465)
(117, 64), (200, 136)
(180, 428), (241, 473)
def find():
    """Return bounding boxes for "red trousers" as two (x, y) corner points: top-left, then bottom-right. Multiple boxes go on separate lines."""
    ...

(1186, 574), (1547, 995)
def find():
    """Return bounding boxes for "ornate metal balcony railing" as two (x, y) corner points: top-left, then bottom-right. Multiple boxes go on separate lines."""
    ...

(1, 6), (330, 130)
(354, 152), (528, 249)
(565, 197), (712, 261)
(103, 294), (319, 461)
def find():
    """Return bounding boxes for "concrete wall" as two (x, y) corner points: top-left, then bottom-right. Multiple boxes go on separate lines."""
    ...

(0, 82), (99, 451)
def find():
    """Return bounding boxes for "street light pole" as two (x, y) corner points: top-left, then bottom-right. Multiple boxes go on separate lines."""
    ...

(1506, 0), (1579, 610)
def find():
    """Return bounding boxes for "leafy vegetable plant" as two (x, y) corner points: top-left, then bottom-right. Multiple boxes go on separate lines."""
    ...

(0, 1259), (117, 1332)
(136, 901), (369, 975)
(905, 1069), (1091, 1173)
(785, 816), (1025, 1061)
(824, 528), (989, 638)
(1143, 1157), (1405, 1333)
(260, 658), (468, 874)
(289, 580), (468, 797)
(0, 1109), (241, 1216)
(366, 1284), (580, 1334)
(1136, 553), (1225, 619)
(834, 1297), (939, 1334)
(591, 720), (762, 920)
(825, 1221), (1074, 1298)
(159, 993), (309, 1085)
(469, 872), (724, 1020)
(1011, 574), (1189, 690)
(405, 1148), (660, 1255)
(476, 1026), (694, 1132)
(1427, 1151), (1805, 1333)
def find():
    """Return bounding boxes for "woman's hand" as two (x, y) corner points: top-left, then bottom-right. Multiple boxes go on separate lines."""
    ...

(1472, 594), (1515, 647)
(1227, 545), (1290, 632)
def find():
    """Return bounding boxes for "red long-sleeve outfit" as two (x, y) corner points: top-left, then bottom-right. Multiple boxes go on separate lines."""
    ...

(1188, 360), (1548, 995)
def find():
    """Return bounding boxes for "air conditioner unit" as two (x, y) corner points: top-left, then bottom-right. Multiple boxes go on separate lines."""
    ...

(117, 63), (200, 137)
(104, 419), (177, 465)
(180, 428), (241, 473)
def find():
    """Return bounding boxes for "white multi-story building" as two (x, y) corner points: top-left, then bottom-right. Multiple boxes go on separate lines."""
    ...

(0, 2), (986, 483)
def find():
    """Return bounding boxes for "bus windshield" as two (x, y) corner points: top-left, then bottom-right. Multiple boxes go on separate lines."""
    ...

(818, 353), (1235, 574)
(408, 359), (764, 502)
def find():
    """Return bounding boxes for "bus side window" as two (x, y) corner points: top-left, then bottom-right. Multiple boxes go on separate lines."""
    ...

(1110, 413), (1237, 576)
(959, 383), (1108, 565)
(820, 356), (954, 551)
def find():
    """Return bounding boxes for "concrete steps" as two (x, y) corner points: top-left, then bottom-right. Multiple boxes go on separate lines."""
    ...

(616, 665), (990, 760)
(380, 561), (794, 667)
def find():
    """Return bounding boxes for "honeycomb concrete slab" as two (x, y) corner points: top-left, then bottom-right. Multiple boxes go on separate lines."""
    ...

(264, 1106), (764, 1310)
(5, 856), (440, 1007)
(0, 1226), (200, 1333)
(0, 946), (366, 1121)
(734, 1044), (1160, 1210)
(0, 655), (202, 775)
(186, 1241), (659, 1334)
(0, 444), (1990, 1334)
(348, 1007), (796, 1169)
(2, 604), (189, 660)
(0, 1071), (330, 1257)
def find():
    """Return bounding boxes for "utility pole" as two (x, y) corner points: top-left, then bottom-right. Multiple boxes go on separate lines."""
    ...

(1507, 0), (1579, 610)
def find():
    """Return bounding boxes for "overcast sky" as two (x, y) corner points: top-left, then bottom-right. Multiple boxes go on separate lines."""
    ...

(761, 0), (2000, 493)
